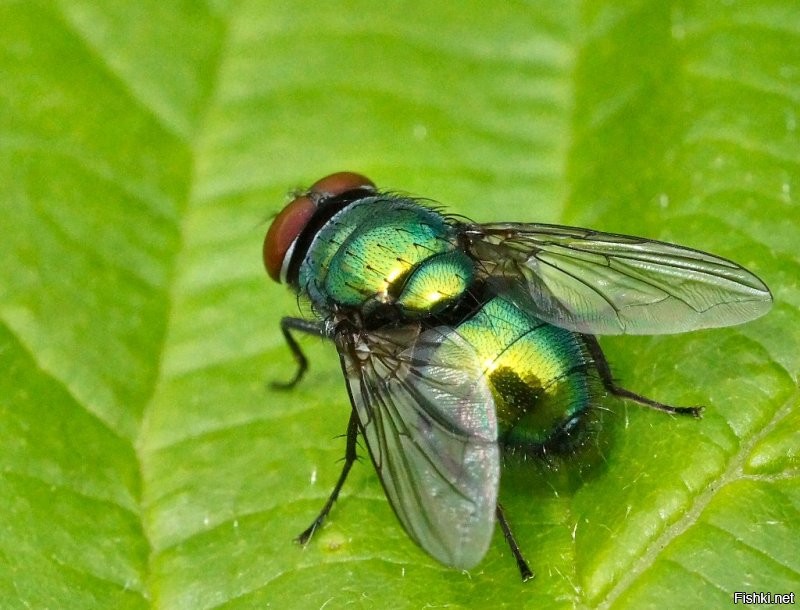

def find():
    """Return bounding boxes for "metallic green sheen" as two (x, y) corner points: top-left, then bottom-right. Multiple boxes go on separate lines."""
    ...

(298, 195), (592, 448)
(398, 250), (474, 314)
(299, 197), (459, 313)
(454, 294), (591, 446)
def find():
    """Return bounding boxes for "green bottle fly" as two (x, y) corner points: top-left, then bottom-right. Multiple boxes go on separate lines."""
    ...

(263, 172), (772, 579)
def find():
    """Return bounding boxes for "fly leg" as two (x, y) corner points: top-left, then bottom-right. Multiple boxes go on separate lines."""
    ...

(496, 503), (534, 582)
(583, 335), (703, 417)
(273, 317), (329, 389)
(274, 318), (357, 543)
(297, 411), (359, 544)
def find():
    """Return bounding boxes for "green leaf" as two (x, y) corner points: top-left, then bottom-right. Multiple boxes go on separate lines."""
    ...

(1, 1), (798, 608)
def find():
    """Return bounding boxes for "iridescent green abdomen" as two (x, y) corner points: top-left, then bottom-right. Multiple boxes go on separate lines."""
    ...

(300, 197), (473, 316)
(455, 294), (592, 447)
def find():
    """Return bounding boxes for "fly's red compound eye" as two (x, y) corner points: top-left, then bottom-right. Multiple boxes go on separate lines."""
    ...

(307, 171), (375, 197)
(263, 172), (376, 282)
(263, 194), (316, 282)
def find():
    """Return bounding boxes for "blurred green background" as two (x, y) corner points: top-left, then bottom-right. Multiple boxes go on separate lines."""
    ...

(1, 1), (797, 608)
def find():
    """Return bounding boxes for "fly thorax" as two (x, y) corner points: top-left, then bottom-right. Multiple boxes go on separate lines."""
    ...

(300, 198), (469, 315)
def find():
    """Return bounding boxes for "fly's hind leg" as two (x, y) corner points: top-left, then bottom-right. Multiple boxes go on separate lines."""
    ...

(273, 317), (328, 389)
(297, 411), (359, 544)
(496, 503), (534, 582)
(583, 335), (703, 418)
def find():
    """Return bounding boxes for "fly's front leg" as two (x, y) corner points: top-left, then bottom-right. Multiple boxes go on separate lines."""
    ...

(584, 335), (703, 418)
(297, 411), (359, 544)
(273, 317), (328, 389)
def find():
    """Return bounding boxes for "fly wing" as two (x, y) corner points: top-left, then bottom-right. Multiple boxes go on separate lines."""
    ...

(335, 322), (499, 569)
(461, 222), (772, 335)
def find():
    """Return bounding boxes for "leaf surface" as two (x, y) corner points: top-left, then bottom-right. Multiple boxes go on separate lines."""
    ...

(1, 1), (797, 608)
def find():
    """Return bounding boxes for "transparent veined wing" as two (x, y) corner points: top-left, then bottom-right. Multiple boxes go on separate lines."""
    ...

(460, 222), (772, 335)
(335, 322), (499, 569)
